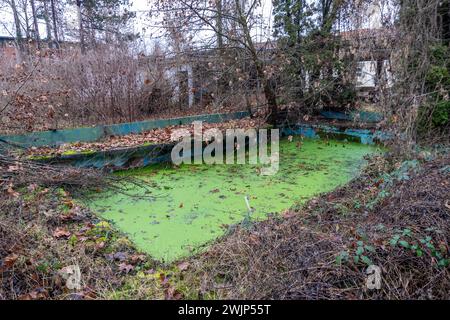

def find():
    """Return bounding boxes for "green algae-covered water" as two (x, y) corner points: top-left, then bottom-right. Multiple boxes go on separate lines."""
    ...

(87, 137), (379, 262)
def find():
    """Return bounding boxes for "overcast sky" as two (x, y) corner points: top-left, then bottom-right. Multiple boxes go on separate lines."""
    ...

(0, 0), (385, 52)
(0, 0), (274, 49)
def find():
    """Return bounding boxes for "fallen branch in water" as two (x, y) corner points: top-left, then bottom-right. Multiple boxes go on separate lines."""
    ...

(0, 154), (152, 199)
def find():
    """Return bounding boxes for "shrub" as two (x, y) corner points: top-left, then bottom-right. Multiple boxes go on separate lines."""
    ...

(418, 44), (450, 134)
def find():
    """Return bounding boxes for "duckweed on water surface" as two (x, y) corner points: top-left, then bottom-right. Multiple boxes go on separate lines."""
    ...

(86, 137), (380, 262)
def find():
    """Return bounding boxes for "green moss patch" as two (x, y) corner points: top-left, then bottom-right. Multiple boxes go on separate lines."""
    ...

(85, 137), (380, 263)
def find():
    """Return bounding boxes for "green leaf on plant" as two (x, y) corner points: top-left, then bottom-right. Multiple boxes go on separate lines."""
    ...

(336, 251), (349, 265)
(356, 247), (364, 255)
(399, 240), (410, 248)
(390, 235), (400, 246)
(438, 259), (449, 267)
(361, 255), (373, 266)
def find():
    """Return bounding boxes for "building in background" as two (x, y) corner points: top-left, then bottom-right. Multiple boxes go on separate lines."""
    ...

(0, 36), (17, 62)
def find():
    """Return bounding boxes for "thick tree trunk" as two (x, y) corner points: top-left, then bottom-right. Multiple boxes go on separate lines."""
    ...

(254, 60), (278, 125)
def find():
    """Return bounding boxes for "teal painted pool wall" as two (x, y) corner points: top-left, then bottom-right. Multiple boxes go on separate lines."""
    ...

(40, 143), (175, 169)
(34, 124), (390, 170)
(281, 124), (391, 145)
(1, 110), (389, 169)
(320, 111), (383, 123)
(0, 111), (250, 149)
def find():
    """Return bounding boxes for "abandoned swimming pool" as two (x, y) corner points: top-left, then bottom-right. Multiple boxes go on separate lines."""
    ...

(85, 136), (382, 263)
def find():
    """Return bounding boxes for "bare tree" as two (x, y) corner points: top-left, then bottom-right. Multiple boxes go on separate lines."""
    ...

(30, 0), (40, 49)
(10, 0), (24, 51)
(154, 0), (279, 124)
(40, 0), (52, 42)
(50, 0), (59, 47)
(76, 0), (85, 52)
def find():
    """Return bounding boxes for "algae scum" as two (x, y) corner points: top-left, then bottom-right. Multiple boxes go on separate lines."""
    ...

(87, 137), (379, 262)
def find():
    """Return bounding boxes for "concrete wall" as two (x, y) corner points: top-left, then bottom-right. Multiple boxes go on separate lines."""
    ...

(356, 60), (393, 88)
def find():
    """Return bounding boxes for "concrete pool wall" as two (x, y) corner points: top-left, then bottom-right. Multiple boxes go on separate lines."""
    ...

(27, 123), (388, 170)
(1, 111), (389, 170)
(0, 111), (387, 263)
(0, 111), (250, 149)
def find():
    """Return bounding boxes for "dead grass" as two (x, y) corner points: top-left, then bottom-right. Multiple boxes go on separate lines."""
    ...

(0, 157), (157, 300)
(181, 152), (450, 299)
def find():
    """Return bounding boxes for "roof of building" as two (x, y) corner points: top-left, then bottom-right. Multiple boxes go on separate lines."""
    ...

(0, 36), (16, 42)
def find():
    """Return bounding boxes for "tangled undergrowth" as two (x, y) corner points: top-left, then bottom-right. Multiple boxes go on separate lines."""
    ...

(172, 152), (450, 300)
(0, 157), (157, 300)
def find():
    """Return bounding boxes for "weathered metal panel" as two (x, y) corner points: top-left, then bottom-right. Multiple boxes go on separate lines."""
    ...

(0, 111), (250, 149)
(320, 111), (383, 123)
(280, 124), (391, 145)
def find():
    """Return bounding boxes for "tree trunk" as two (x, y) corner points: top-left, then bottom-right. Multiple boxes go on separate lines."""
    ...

(76, 0), (85, 53)
(50, 0), (60, 48)
(235, 0), (278, 125)
(30, 0), (41, 49)
(215, 0), (224, 49)
(10, 0), (24, 54)
(23, 3), (31, 40)
(42, 0), (53, 43)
